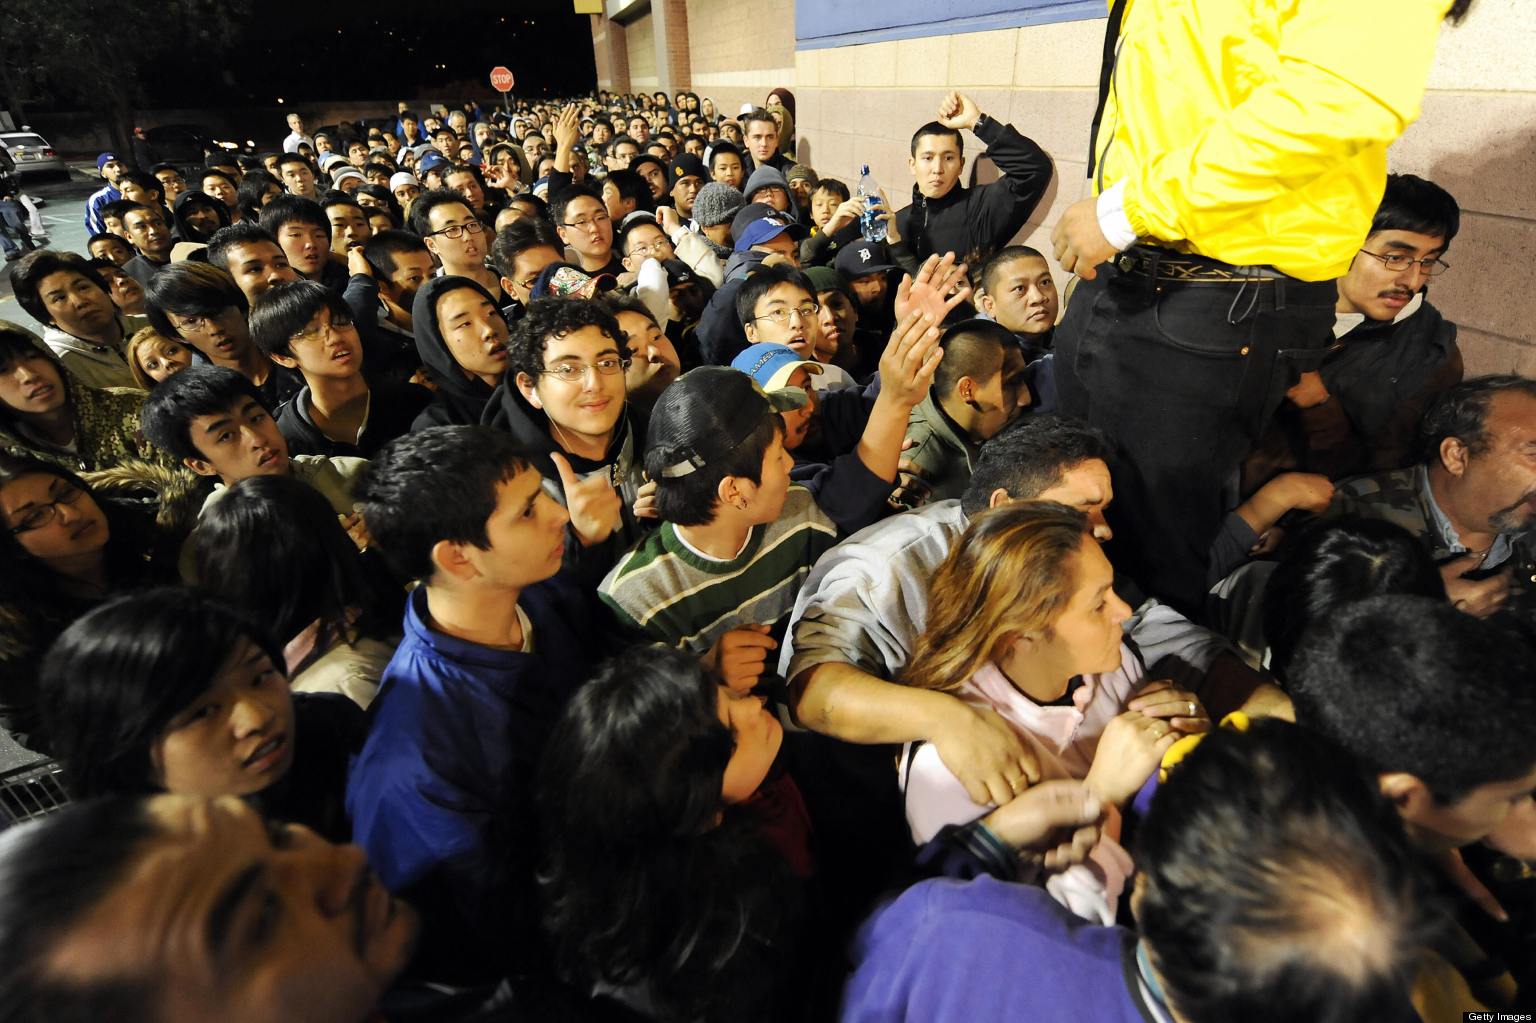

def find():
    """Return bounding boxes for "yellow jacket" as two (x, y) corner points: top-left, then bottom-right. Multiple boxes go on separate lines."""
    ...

(1095, 0), (1452, 281)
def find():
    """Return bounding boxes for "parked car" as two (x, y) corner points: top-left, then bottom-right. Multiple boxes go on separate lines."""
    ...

(0, 130), (69, 179)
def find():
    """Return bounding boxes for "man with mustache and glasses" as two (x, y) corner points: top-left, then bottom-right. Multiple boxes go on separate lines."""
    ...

(1247, 175), (1466, 482)
(1331, 375), (1536, 625)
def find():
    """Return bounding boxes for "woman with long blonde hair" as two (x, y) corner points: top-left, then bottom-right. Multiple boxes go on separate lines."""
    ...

(901, 502), (1209, 921)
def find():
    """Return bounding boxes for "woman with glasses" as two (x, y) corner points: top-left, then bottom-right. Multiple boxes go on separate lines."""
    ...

(0, 453), (171, 750)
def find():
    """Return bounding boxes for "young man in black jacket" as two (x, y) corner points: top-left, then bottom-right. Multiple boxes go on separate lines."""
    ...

(896, 91), (1053, 269)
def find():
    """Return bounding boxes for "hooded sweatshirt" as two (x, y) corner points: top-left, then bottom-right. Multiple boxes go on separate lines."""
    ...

(171, 189), (232, 245)
(742, 165), (799, 224)
(409, 276), (503, 432)
(480, 379), (649, 577)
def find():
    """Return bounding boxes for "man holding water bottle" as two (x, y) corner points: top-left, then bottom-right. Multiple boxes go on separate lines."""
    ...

(895, 92), (1054, 270)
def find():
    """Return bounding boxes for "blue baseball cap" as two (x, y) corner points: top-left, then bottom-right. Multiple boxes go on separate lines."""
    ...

(734, 214), (808, 252)
(418, 151), (450, 174)
(731, 342), (822, 395)
(96, 152), (120, 171)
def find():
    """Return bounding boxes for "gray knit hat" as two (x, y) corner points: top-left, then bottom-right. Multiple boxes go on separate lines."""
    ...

(692, 182), (745, 229)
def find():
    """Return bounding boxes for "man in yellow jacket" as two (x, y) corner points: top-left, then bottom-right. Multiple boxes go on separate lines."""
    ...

(1051, 0), (1474, 613)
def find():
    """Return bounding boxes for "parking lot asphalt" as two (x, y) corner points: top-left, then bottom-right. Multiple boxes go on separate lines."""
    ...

(0, 165), (101, 331)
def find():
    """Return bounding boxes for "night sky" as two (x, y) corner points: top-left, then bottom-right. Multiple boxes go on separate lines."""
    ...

(91, 0), (597, 109)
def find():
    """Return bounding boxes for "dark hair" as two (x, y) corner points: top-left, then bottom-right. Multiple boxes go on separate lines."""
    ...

(87, 231), (131, 253)
(355, 426), (533, 582)
(193, 474), (393, 644)
(537, 645), (799, 1022)
(140, 364), (269, 463)
(100, 198), (140, 224)
(1369, 173), (1460, 249)
(977, 244), (1049, 296)
(39, 587), (285, 798)
(1261, 518), (1445, 679)
(273, 152), (312, 175)
(491, 216), (562, 278)
(362, 228), (429, 279)
(811, 177), (849, 203)
(911, 121), (963, 157)
(150, 161), (184, 179)
(600, 292), (661, 332)
(198, 168), (237, 195)
(0, 797), (159, 1023)
(0, 324), (51, 378)
(550, 183), (605, 228)
(608, 134), (639, 155)
(143, 260), (248, 341)
(206, 221), (282, 275)
(1417, 374), (1536, 463)
(258, 193), (330, 240)
(1290, 595), (1536, 803)
(235, 169), (282, 223)
(735, 263), (815, 328)
(933, 318), (1014, 396)
(601, 168), (651, 213)
(318, 190), (364, 217)
(407, 187), (473, 237)
(1137, 719), (1434, 1023)
(507, 192), (550, 222)
(248, 279), (350, 358)
(10, 251), (111, 327)
(118, 170), (162, 198)
(961, 414), (1112, 516)
(508, 297), (627, 384)
(355, 183), (403, 226)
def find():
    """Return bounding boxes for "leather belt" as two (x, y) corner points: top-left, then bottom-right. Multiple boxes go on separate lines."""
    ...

(1115, 246), (1289, 283)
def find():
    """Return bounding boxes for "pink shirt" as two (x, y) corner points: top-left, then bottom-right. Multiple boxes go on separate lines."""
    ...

(899, 645), (1145, 924)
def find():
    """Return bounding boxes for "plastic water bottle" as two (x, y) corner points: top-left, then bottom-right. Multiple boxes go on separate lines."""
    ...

(857, 164), (887, 243)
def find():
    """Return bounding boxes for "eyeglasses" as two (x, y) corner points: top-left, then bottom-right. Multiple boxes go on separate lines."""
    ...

(1357, 249), (1450, 277)
(540, 357), (630, 383)
(428, 220), (486, 240)
(290, 316), (354, 346)
(7, 483), (87, 534)
(170, 310), (234, 333)
(752, 302), (819, 326)
(628, 237), (674, 259)
(562, 212), (612, 232)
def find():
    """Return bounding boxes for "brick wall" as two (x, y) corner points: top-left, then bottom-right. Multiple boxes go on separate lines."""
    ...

(591, 14), (630, 93)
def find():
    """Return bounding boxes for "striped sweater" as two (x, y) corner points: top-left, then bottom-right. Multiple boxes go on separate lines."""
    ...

(599, 486), (839, 655)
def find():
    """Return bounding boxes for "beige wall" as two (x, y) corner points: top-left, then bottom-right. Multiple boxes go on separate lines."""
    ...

(794, 1), (1536, 375)
(626, 12), (658, 90)
(686, 0), (795, 119)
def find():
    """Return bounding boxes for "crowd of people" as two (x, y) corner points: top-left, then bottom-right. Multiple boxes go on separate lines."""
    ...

(1, 0), (1533, 1018)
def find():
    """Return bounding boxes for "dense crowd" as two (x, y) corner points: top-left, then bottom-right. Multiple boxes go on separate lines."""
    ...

(1, 0), (1532, 1018)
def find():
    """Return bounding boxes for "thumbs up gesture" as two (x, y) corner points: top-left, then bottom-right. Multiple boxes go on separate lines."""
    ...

(551, 452), (623, 547)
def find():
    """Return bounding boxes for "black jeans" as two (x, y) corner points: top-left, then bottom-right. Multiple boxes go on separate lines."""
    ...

(1054, 254), (1337, 615)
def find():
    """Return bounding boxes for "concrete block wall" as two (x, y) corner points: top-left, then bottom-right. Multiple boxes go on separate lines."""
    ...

(685, 0), (795, 119)
(795, 0), (1536, 375)
(626, 12), (659, 91)
(590, 1), (1535, 374)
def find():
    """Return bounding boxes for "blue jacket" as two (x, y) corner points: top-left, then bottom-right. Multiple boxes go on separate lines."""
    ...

(83, 183), (121, 235)
(346, 578), (595, 984)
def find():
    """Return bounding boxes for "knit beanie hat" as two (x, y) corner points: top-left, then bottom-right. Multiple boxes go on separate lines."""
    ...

(787, 165), (818, 187)
(692, 182), (745, 228)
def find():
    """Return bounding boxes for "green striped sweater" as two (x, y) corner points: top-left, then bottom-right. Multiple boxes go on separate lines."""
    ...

(599, 486), (839, 654)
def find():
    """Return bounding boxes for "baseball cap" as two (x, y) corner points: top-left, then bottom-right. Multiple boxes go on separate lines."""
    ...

(731, 342), (824, 394)
(645, 366), (806, 480)
(835, 240), (900, 279)
(734, 214), (809, 252)
(731, 202), (779, 244)
(418, 151), (450, 175)
(668, 153), (707, 184)
(531, 262), (617, 301)
(331, 167), (366, 187)
(96, 153), (120, 171)
(629, 154), (667, 178)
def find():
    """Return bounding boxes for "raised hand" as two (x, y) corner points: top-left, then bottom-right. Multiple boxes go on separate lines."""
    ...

(704, 623), (779, 695)
(877, 308), (943, 409)
(936, 91), (982, 131)
(894, 251), (972, 325)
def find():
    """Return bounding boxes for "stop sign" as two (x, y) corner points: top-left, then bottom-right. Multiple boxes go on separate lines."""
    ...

(489, 66), (515, 92)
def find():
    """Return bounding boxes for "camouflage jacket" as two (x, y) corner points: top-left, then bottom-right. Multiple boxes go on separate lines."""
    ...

(0, 375), (170, 474)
